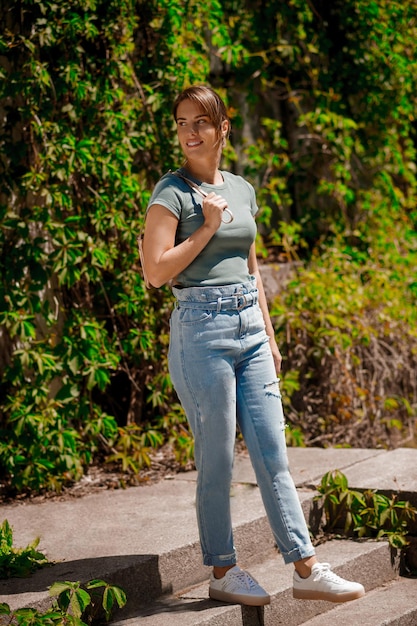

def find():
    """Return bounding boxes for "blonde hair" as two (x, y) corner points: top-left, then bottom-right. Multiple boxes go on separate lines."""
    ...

(173, 85), (231, 145)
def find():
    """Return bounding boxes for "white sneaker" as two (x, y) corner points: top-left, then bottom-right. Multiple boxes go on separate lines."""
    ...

(209, 565), (270, 606)
(293, 562), (365, 602)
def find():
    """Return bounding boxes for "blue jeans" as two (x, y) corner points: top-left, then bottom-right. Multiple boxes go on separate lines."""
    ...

(168, 279), (315, 567)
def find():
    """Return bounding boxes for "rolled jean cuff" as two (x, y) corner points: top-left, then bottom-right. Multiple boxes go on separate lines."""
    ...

(281, 545), (316, 565)
(203, 551), (237, 567)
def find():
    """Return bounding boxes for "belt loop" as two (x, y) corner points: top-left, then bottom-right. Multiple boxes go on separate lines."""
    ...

(217, 297), (222, 312)
(237, 293), (248, 310)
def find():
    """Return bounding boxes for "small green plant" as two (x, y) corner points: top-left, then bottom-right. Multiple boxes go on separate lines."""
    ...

(0, 520), (49, 579)
(0, 578), (126, 625)
(51, 579), (127, 624)
(316, 470), (417, 548)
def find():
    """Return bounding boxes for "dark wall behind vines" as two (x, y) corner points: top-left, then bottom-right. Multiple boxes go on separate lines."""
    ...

(1, 0), (416, 494)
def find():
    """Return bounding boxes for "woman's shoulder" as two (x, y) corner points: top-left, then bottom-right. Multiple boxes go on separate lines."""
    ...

(222, 171), (256, 195)
(153, 170), (186, 192)
(150, 171), (194, 200)
(147, 171), (191, 215)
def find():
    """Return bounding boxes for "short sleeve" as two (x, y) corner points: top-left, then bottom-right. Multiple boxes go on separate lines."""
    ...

(242, 178), (258, 217)
(146, 173), (184, 218)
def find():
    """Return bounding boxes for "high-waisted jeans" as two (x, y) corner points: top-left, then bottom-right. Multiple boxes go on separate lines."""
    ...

(168, 278), (315, 567)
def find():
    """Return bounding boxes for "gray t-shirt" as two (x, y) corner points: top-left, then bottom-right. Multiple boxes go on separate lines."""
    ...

(147, 169), (258, 287)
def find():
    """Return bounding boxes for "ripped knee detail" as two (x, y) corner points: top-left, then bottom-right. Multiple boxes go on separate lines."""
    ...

(264, 378), (287, 431)
(264, 378), (281, 398)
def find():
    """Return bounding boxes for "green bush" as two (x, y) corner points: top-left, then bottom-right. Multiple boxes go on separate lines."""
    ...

(270, 206), (417, 447)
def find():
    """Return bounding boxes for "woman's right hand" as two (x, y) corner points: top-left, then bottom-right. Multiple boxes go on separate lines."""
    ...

(143, 201), (225, 288)
(202, 192), (229, 230)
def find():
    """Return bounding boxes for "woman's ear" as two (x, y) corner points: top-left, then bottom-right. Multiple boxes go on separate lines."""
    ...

(221, 119), (230, 137)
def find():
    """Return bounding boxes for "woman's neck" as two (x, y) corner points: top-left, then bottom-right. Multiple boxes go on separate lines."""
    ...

(183, 160), (223, 185)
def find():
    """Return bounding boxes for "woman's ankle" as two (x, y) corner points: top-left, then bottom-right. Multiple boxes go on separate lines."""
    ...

(213, 564), (235, 579)
(294, 556), (318, 579)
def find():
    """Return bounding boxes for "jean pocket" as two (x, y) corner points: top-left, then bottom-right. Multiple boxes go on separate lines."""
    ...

(178, 307), (213, 325)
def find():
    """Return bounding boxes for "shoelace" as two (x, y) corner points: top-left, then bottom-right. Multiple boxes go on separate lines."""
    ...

(228, 569), (258, 591)
(313, 563), (341, 583)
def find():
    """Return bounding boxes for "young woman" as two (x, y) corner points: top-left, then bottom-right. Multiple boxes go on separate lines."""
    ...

(142, 85), (365, 606)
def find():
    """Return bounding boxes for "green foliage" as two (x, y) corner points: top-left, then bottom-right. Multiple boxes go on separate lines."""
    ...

(0, 520), (49, 579)
(51, 579), (127, 624)
(269, 218), (417, 447)
(0, 0), (198, 494)
(316, 470), (417, 548)
(0, 0), (416, 495)
(0, 521), (125, 623)
(0, 578), (126, 625)
(108, 424), (164, 472)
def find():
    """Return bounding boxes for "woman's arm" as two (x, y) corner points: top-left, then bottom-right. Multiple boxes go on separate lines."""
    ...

(248, 244), (282, 374)
(143, 193), (227, 288)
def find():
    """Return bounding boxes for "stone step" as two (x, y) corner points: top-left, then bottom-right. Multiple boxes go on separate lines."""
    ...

(113, 540), (397, 625)
(0, 480), (303, 614)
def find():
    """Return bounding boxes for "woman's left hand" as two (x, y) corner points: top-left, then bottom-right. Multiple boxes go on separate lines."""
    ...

(269, 336), (282, 374)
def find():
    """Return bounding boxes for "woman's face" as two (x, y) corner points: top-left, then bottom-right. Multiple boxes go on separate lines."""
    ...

(175, 99), (227, 162)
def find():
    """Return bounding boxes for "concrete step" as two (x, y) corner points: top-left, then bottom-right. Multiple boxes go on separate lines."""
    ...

(0, 480), (291, 613)
(113, 540), (398, 625)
